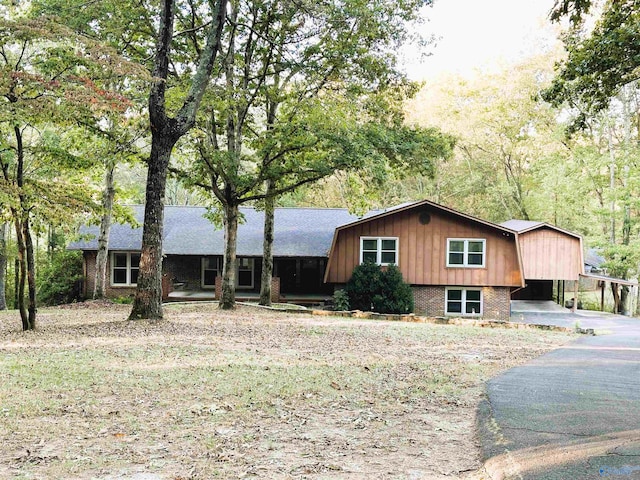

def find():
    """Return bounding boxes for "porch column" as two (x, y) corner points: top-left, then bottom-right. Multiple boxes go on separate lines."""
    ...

(215, 275), (222, 300)
(271, 276), (280, 304)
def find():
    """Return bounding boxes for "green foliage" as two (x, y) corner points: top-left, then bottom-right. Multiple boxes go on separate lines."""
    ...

(36, 250), (83, 306)
(372, 265), (414, 314)
(332, 289), (350, 311)
(544, 0), (640, 133)
(345, 262), (413, 314)
(345, 261), (383, 311)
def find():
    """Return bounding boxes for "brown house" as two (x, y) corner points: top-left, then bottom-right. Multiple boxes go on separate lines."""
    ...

(69, 200), (588, 321)
(325, 200), (525, 320)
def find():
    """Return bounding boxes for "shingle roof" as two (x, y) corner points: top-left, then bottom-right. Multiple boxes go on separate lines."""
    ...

(68, 205), (363, 257)
(500, 219), (582, 239)
(499, 219), (545, 232)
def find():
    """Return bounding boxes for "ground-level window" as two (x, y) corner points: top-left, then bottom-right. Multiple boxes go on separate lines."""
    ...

(201, 257), (221, 289)
(111, 252), (140, 286)
(445, 288), (482, 315)
(446, 239), (486, 267)
(237, 258), (254, 289)
(360, 237), (398, 265)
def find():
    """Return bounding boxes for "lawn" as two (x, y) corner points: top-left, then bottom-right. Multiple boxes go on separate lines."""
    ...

(0, 302), (574, 480)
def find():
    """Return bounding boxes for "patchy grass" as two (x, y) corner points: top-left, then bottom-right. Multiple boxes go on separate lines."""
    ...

(0, 302), (575, 480)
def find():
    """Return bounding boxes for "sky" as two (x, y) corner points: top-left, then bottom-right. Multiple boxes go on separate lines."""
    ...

(402, 0), (561, 80)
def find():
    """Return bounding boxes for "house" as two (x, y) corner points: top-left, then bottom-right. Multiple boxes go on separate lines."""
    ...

(69, 205), (364, 303)
(69, 199), (591, 320)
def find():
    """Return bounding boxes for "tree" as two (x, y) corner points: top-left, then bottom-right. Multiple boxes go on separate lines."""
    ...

(127, 0), (228, 320)
(544, 0), (640, 132)
(0, 16), (137, 329)
(0, 222), (6, 310)
(184, 0), (449, 309)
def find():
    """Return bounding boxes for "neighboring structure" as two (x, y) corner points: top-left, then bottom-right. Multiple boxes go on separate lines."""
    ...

(69, 200), (590, 321)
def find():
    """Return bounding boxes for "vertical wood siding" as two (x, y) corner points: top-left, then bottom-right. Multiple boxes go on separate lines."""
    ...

(325, 207), (522, 286)
(518, 228), (583, 280)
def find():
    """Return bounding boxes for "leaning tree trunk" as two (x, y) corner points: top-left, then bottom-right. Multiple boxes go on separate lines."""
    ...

(23, 214), (36, 327)
(129, 136), (176, 320)
(220, 201), (239, 310)
(259, 182), (275, 306)
(0, 222), (7, 310)
(94, 163), (115, 299)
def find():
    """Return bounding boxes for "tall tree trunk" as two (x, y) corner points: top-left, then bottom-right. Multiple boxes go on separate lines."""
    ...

(23, 214), (36, 327)
(259, 181), (275, 306)
(129, 136), (176, 320)
(129, 0), (227, 320)
(94, 163), (115, 299)
(13, 216), (28, 329)
(0, 222), (7, 310)
(220, 201), (239, 310)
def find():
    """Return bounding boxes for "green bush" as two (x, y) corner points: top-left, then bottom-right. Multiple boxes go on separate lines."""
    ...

(345, 261), (414, 314)
(332, 289), (350, 311)
(344, 261), (383, 311)
(372, 264), (414, 314)
(37, 250), (84, 306)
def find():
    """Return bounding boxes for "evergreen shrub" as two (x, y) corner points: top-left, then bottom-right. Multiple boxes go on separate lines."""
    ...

(345, 261), (413, 314)
(37, 250), (83, 306)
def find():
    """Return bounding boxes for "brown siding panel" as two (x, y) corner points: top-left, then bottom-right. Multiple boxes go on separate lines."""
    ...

(519, 228), (582, 280)
(326, 206), (521, 287)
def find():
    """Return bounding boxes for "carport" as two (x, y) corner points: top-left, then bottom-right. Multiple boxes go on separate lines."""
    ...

(501, 220), (584, 307)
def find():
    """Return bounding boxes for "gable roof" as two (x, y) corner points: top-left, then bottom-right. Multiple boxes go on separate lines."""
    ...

(500, 219), (582, 239)
(335, 199), (517, 235)
(68, 205), (363, 257)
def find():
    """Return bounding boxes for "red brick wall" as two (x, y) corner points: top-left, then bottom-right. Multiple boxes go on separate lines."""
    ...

(413, 286), (511, 321)
(82, 251), (137, 300)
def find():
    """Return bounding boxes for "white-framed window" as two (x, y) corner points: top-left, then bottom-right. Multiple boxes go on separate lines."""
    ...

(237, 258), (254, 289)
(445, 287), (483, 316)
(111, 252), (140, 286)
(360, 237), (398, 265)
(446, 238), (486, 267)
(201, 257), (221, 289)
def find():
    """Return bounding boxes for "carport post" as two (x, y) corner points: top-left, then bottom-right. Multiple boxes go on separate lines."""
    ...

(572, 280), (578, 313)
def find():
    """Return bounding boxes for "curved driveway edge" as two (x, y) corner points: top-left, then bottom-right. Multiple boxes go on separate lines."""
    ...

(477, 309), (640, 480)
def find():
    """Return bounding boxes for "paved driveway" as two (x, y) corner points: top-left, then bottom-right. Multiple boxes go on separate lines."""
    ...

(478, 304), (640, 479)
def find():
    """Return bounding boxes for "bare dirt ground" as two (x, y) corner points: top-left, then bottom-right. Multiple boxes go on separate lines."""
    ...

(0, 302), (574, 480)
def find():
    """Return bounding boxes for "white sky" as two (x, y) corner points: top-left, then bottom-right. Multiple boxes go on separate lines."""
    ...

(402, 0), (561, 80)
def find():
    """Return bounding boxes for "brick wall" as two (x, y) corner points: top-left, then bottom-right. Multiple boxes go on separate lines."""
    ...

(413, 285), (511, 321)
(83, 251), (137, 300)
(482, 286), (512, 321)
(413, 286), (446, 317)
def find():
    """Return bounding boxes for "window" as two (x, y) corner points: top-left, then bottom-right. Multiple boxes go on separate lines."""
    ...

(447, 239), (486, 267)
(445, 288), (482, 316)
(360, 237), (398, 265)
(201, 257), (221, 289)
(111, 252), (140, 286)
(237, 258), (254, 289)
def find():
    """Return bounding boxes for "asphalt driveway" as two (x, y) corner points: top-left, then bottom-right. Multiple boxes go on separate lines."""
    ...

(478, 303), (640, 479)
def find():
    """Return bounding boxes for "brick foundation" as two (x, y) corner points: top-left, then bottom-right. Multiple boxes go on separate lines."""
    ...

(413, 286), (511, 321)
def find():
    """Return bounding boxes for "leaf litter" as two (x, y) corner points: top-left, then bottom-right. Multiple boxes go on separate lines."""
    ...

(0, 302), (574, 479)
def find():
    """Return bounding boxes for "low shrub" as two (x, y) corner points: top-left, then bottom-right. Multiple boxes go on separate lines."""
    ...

(345, 262), (413, 314)
(333, 289), (350, 311)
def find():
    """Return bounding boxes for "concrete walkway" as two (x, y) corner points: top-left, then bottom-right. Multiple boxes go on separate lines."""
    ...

(478, 306), (640, 479)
